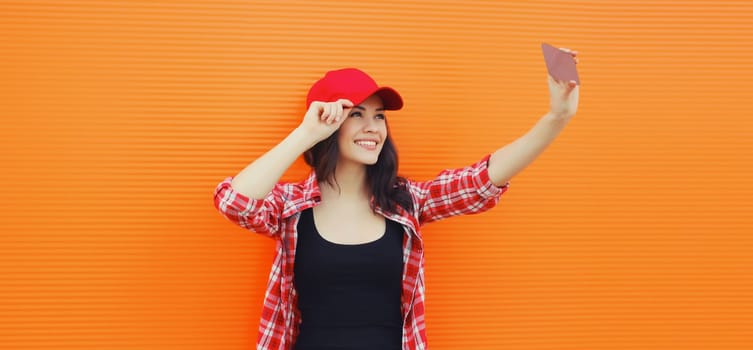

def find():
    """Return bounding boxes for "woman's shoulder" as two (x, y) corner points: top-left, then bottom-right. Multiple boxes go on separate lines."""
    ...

(270, 172), (319, 200)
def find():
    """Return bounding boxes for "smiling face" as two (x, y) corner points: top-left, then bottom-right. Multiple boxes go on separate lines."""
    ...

(337, 94), (388, 167)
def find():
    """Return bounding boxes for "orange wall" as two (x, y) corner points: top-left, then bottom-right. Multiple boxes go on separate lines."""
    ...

(2, 1), (753, 349)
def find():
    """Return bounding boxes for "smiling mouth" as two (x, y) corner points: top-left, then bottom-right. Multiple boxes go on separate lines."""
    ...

(354, 140), (378, 151)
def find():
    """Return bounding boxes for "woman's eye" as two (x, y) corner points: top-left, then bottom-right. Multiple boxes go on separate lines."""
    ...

(349, 112), (362, 118)
(375, 114), (386, 120)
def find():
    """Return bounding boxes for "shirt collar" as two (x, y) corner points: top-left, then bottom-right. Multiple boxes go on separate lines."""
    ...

(301, 171), (321, 203)
(291, 172), (419, 235)
(279, 172), (321, 219)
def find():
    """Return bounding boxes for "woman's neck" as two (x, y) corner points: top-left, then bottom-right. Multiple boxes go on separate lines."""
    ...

(320, 160), (370, 202)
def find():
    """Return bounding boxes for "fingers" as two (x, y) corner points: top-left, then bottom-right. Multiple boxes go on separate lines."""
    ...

(548, 74), (578, 91)
(333, 102), (343, 124)
(320, 103), (332, 122)
(338, 99), (354, 108)
(325, 103), (336, 124)
(566, 80), (578, 93)
(331, 99), (352, 123)
(317, 99), (353, 124)
(559, 47), (580, 64)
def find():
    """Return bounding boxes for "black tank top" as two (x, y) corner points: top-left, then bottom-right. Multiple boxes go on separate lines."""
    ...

(293, 208), (403, 350)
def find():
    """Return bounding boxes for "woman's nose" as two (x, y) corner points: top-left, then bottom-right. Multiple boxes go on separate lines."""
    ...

(363, 117), (379, 132)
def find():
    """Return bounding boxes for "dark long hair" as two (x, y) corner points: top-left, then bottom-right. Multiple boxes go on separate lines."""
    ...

(303, 125), (414, 215)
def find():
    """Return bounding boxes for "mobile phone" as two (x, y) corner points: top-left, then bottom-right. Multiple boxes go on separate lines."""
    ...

(542, 42), (580, 85)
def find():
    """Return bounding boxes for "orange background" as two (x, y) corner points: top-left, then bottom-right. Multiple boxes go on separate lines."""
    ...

(2, 1), (753, 349)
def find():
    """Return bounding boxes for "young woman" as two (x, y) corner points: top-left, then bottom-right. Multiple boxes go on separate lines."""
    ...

(214, 49), (580, 350)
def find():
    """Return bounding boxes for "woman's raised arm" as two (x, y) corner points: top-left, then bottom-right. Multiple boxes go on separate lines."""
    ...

(488, 48), (580, 186)
(230, 99), (353, 199)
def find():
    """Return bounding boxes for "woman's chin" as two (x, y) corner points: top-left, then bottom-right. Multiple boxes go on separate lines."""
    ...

(357, 156), (379, 165)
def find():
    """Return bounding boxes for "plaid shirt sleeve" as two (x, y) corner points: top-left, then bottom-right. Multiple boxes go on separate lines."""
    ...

(213, 177), (287, 238)
(412, 154), (509, 225)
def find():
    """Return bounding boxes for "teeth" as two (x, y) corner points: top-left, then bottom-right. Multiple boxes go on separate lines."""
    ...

(355, 141), (377, 146)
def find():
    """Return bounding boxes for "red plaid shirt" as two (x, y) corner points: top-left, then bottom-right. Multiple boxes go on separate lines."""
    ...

(213, 154), (508, 349)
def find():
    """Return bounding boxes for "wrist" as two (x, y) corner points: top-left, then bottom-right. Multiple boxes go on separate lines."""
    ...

(289, 127), (321, 151)
(545, 110), (574, 122)
(542, 112), (572, 133)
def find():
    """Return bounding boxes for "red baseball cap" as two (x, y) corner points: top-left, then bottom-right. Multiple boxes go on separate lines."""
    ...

(306, 68), (403, 110)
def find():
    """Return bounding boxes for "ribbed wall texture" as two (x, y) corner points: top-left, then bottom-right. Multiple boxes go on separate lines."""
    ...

(2, 1), (752, 349)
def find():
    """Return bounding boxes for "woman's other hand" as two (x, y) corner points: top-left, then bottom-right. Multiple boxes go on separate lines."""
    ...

(547, 48), (580, 119)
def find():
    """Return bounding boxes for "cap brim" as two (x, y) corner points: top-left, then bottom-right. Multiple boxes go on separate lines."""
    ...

(372, 87), (404, 110)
